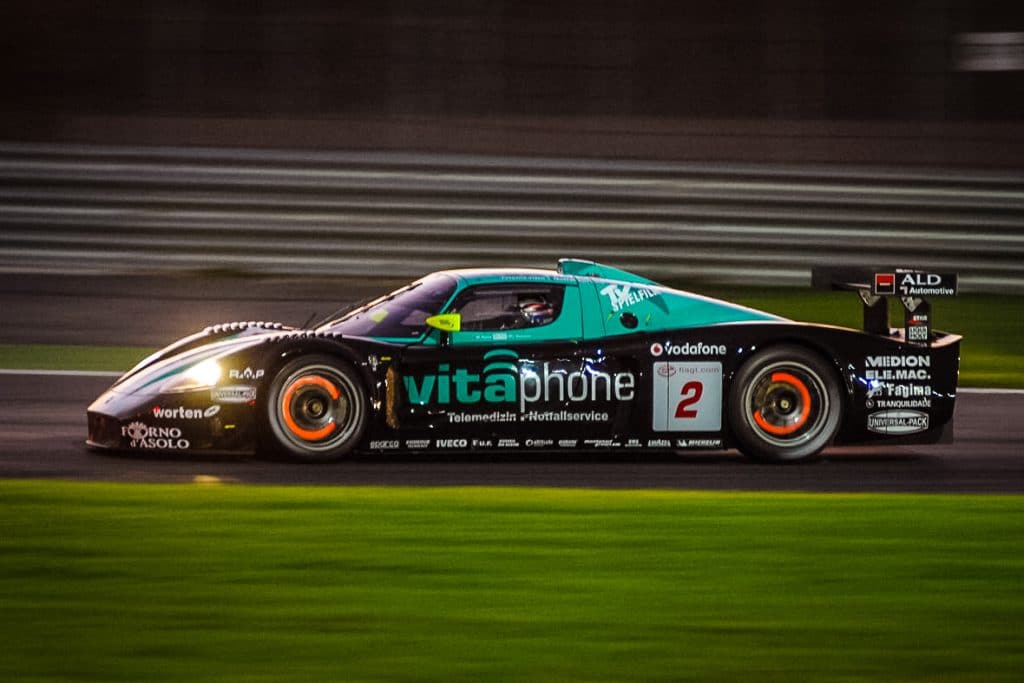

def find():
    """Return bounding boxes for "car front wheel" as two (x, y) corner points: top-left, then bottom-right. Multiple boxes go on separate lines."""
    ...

(266, 355), (367, 462)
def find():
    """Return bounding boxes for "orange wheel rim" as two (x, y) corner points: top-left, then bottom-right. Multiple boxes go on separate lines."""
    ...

(752, 371), (812, 436)
(280, 375), (340, 441)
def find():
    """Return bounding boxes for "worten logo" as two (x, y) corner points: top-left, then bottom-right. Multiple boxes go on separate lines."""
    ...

(152, 405), (220, 420)
(403, 348), (635, 412)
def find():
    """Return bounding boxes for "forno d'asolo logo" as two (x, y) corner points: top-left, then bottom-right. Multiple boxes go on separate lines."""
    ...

(403, 349), (635, 412)
(122, 421), (190, 450)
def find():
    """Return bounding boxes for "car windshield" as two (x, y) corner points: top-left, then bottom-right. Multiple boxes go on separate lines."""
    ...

(317, 273), (458, 338)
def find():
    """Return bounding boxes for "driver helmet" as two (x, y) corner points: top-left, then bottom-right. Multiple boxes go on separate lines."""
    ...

(519, 296), (555, 326)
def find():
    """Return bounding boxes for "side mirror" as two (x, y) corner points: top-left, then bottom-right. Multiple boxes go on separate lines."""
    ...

(425, 313), (461, 333)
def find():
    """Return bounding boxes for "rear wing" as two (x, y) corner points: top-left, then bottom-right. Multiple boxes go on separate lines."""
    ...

(811, 267), (958, 345)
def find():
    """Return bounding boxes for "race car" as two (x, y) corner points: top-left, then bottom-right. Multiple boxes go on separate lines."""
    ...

(87, 259), (960, 462)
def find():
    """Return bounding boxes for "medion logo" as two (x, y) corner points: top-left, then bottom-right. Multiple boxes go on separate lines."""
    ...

(403, 348), (635, 412)
(865, 355), (932, 381)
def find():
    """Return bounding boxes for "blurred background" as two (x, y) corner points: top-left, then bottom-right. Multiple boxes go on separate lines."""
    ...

(1, 0), (1022, 289)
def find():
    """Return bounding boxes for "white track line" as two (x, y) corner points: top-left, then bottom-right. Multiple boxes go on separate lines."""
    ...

(1, 368), (1023, 394)
(0, 369), (122, 378)
(958, 387), (1024, 395)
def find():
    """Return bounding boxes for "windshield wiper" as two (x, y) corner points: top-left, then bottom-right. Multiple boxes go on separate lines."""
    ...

(314, 281), (423, 330)
(313, 296), (376, 329)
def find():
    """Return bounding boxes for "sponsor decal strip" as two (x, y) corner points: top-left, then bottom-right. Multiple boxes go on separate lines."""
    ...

(366, 437), (722, 450)
(5, 372), (1023, 398)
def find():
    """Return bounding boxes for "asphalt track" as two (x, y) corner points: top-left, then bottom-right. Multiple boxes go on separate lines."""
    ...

(1, 273), (1022, 492)
(0, 373), (1020, 492)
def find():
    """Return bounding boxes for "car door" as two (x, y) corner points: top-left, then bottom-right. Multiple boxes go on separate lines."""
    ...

(395, 280), (630, 449)
(582, 277), (725, 445)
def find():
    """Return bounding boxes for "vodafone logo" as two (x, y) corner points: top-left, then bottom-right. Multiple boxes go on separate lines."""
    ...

(651, 341), (727, 357)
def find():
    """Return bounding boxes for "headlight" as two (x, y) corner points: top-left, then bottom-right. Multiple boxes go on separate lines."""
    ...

(159, 358), (222, 393)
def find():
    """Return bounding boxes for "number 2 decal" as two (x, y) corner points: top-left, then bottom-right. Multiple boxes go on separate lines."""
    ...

(674, 381), (703, 418)
(653, 361), (722, 431)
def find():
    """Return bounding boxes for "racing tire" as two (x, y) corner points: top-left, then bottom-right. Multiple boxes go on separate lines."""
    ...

(728, 345), (842, 463)
(266, 355), (368, 462)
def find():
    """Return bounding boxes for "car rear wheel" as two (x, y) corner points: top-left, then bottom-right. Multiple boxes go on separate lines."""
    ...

(728, 345), (842, 462)
(266, 355), (367, 462)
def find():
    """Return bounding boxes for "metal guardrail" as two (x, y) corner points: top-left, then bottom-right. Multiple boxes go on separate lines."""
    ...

(1, 142), (1022, 292)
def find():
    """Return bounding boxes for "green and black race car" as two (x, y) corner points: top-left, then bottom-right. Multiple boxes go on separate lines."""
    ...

(88, 259), (960, 463)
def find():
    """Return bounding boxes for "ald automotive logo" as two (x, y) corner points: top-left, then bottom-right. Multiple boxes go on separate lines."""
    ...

(403, 348), (635, 412)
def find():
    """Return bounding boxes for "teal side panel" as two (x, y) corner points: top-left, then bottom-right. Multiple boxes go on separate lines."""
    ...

(583, 278), (786, 339)
(557, 259), (659, 285)
(579, 280), (609, 339)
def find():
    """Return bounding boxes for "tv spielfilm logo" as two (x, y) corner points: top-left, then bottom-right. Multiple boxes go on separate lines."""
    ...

(599, 283), (657, 312)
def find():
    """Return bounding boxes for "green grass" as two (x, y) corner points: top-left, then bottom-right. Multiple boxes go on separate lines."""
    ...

(0, 289), (1020, 386)
(1, 481), (1023, 682)
(0, 343), (152, 372)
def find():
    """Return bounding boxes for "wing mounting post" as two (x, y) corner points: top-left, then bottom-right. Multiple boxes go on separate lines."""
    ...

(856, 289), (889, 336)
(812, 267), (957, 345)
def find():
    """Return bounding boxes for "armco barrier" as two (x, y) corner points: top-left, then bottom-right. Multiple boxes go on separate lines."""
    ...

(1, 143), (1022, 292)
